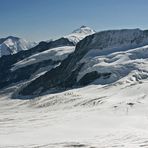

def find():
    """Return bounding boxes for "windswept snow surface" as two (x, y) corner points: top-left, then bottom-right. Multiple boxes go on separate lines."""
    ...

(1, 80), (148, 147)
(1, 43), (148, 147)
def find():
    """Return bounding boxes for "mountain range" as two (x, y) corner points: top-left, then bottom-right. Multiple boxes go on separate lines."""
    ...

(0, 26), (95, 96)
(1, 26), (148, 147)
(0, 26), (148, 99)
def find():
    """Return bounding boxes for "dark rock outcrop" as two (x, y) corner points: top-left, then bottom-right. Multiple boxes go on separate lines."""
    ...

(78, 71), (111, 86)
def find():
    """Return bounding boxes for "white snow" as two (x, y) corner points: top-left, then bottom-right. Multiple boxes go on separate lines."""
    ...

(11, 46), (75, 71)
(77, 44), (148, 84)
(0, 37), (36, 57)
(0, 77), (148, 147)
(64, 26), (95, 44)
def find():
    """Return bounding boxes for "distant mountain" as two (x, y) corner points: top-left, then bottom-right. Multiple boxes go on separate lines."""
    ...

(64, 25), (95, 44)
(0, 36), (37, 57)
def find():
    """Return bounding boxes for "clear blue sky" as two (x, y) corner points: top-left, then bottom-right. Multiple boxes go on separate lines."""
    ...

(1, 0), (148, 41)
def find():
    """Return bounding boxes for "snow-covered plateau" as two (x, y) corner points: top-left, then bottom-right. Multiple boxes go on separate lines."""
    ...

(1, 28), (148, 148)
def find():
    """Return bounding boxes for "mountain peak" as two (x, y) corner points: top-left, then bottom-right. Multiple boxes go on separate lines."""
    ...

(0, 36), (19, 44)
(64, 26), (95, 44)
(6, 36), (19, 40)
(80, 25), (87, 28)
(0, 36), (37, 57)
(72, 25), (95, 34)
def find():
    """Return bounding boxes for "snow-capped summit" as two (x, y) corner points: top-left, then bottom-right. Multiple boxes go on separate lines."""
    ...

(72, 25), (95, 34)
(0, 36), (37, 57)
(64, 25), (95, 44)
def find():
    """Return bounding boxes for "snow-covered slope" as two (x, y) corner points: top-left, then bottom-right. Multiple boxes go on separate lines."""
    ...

(77, 45), (148, 85)
(0, 36), (36, 57)
(11, 46), (75, 71)
(1, 66), (148, 147)
(64, 25), (95, 44)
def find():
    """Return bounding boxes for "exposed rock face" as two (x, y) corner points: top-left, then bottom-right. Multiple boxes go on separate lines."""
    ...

(78, 71), (111, 86)
(19, 29), (148, 97)
(0, 59), (60, 89)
